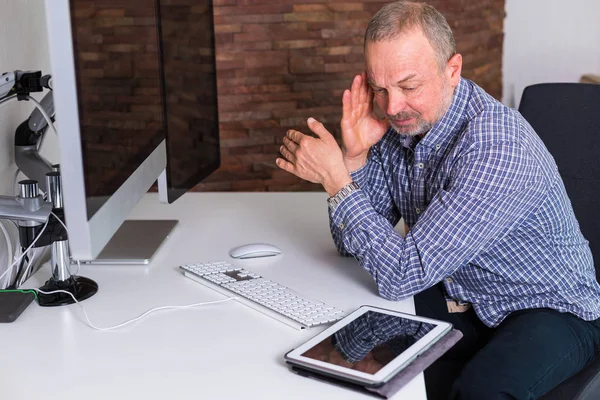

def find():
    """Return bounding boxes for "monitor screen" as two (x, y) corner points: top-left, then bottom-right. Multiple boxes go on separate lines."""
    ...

(157, 0), (220, 204)
(45, 0), (220, 259)
(70, 0), (167, 218)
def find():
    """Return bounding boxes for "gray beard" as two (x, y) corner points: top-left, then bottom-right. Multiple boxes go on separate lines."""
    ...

(389, 117), (433, 137)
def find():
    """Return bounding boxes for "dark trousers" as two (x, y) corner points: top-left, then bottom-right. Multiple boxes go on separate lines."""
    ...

(415, 283), (600, 400)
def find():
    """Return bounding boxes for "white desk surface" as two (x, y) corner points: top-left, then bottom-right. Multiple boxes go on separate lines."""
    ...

(3, 192), (426, 400)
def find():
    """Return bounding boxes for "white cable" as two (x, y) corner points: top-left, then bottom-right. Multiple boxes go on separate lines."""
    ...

(35, 288), (237, 331)
(6, 220), (40, 284)
(0, 220), (14, 288)
(44, 215), (237, 331)
(0, 217), (49, 285)
(1, 211), (234, 331)
(73, 259), (81, 276)
(24, 94), (57, 137)
(10, 211), (58, 287)
(0, 94), (18, 109)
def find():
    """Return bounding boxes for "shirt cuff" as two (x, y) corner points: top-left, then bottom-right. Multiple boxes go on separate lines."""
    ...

(329, 189), (377, 233)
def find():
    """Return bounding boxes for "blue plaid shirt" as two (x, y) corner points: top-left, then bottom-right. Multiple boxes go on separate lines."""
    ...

(329, 78), (600, 327)
(334, 311), (433, 363)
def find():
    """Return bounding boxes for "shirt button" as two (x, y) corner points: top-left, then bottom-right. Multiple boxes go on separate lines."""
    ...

(435, 144), (441, 150)
(415, 208), (421, 214)
(339, 223), (345, 229)
(445, 277), (453, 283)
(417, 163), (424, 169)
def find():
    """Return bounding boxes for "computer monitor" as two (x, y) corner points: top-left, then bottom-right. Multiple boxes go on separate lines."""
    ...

(157, 0), (220, 204)
(44, 0), (220, 261)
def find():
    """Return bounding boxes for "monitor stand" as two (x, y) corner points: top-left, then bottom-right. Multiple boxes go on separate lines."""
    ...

(75, 219), (178, 265)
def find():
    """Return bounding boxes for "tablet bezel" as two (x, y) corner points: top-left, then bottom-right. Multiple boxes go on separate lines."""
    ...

(285, 305), (452, 387)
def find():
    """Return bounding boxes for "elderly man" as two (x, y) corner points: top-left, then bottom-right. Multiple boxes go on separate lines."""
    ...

(276, 1), (600, 399)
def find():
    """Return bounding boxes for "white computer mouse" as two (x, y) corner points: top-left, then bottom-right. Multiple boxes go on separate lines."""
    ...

(229, 243), (282, 259)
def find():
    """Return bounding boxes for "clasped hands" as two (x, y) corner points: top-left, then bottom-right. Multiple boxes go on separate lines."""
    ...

(275, 72), (389, 197)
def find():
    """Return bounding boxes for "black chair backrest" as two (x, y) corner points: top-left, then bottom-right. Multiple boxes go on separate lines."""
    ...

(518, 83), (600, 280)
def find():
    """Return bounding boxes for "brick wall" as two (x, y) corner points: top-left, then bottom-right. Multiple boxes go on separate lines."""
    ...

(70, 0), (505, 194)
(197, 0), (506, 191)
(73, 2), (165, 197)
(71, 0), (220, 199)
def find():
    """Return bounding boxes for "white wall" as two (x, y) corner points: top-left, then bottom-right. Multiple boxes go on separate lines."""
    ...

(503, 0), (600, 107)
(0, 0), (55, 268)
(0, 0), (56, 195)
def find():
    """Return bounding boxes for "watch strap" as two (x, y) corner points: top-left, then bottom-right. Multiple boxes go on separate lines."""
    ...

(327, 181), (360, 211)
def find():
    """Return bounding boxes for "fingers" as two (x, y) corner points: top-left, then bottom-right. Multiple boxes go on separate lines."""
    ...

(275, 157), (294, 174)
(342, 89), (352, 121)
(358, 71), (369, 105)
(343, 72), (371, 124)
(278, 130), (304, 173)
(280, 138), (297, 164)
(282, 136), (299, 152)
(351, 74), (361, 109)
(285, 128), (304, 144)
(307, 117), (332, 140)
(278, 129), (308, 174)
(276, 119), (336, 181)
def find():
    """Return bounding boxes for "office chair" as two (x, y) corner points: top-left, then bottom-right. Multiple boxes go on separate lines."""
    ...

(518, 82), (600, 400)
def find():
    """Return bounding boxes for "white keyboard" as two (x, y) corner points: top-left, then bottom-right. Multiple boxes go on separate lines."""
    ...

(180, 261), (346, 330)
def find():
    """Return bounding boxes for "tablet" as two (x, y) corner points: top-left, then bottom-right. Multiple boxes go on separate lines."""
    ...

(285, 305), (452, 388)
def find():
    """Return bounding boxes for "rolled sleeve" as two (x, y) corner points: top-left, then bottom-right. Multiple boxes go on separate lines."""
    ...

(329, 142), (401, 258)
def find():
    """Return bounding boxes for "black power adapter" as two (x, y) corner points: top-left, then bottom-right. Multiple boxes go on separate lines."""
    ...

(0, 290), (36, 323)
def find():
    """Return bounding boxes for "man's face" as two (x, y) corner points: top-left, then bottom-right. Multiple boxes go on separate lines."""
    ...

(365, 29), (459, 136)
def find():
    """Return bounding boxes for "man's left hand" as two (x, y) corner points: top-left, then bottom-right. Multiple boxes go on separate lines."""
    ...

(276, 117), (352, 196)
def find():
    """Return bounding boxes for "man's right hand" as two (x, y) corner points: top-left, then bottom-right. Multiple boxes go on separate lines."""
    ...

(341, 72), (389, 172)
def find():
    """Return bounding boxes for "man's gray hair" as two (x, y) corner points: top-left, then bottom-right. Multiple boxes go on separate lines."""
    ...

(365, 1), (456, 69)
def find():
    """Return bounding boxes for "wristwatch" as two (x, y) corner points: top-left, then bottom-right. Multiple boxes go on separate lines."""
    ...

(327, 181), (360, 211)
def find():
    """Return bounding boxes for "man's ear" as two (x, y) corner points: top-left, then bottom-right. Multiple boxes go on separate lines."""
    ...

(446, 53), (462, 88)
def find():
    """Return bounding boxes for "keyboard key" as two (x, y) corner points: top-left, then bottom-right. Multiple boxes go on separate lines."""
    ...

(180, 261), (345, 330)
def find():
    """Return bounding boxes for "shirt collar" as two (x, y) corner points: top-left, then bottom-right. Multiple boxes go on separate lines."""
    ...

(401, 134), (422, 149)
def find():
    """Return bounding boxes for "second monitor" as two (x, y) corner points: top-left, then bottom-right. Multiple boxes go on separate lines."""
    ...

(45, 0), (220, 263)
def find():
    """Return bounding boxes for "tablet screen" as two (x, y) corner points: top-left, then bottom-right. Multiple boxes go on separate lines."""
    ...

(300, 310), (436, 375)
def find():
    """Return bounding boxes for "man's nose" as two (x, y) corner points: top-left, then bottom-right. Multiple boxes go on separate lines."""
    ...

(386, 91), (408, 116)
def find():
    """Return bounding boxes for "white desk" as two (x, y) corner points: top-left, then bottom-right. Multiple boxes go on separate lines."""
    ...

(3, 192), (426, 400)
